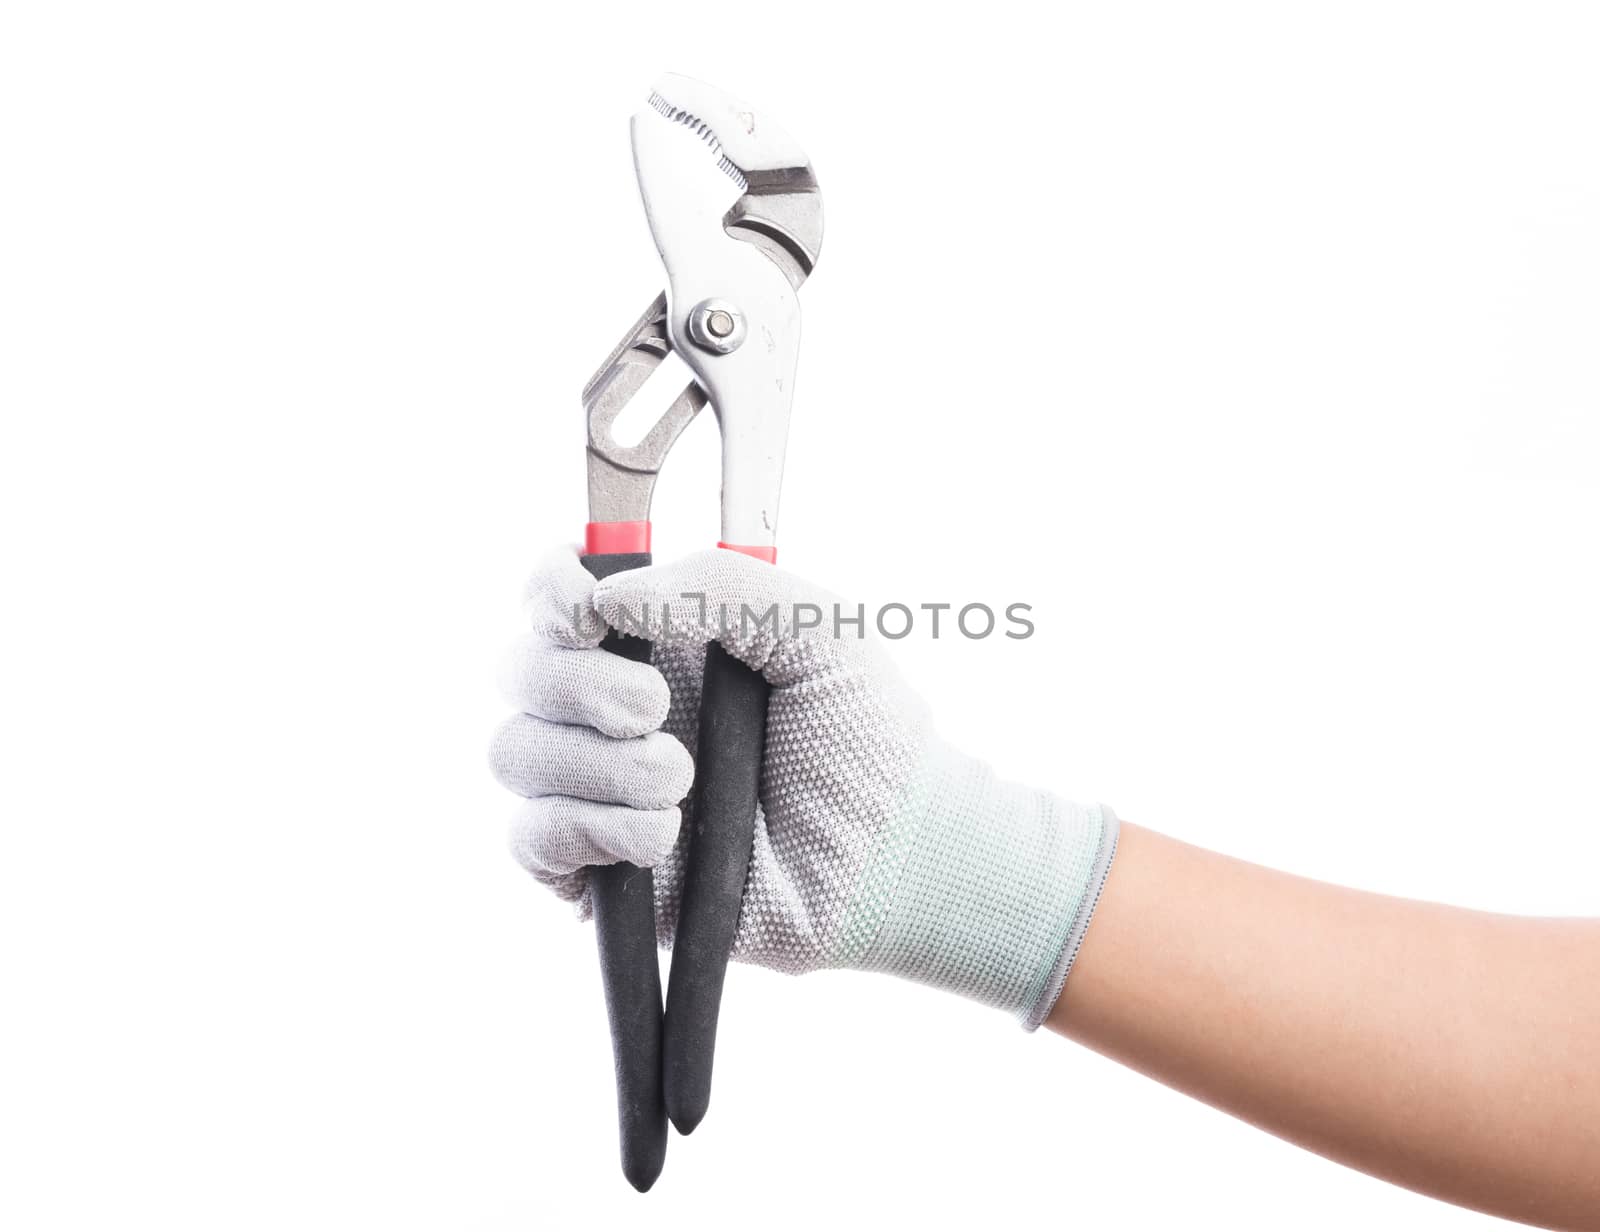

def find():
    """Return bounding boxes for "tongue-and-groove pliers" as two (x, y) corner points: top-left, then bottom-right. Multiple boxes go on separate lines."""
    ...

(574, 72), (822, 1190)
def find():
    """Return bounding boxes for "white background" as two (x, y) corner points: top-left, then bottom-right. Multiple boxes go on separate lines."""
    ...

(3, 2), (1597, 1228)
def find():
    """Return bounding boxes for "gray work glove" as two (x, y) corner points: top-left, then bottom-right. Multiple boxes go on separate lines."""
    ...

(490, 547), (1118, 1028)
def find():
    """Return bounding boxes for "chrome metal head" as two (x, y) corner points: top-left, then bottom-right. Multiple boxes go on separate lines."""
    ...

(640, 74), (823, 287)
(629, 74), (823, 550)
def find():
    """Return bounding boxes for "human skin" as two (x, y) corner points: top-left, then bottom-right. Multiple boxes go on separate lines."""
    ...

(1047, 823), (1600, 1231)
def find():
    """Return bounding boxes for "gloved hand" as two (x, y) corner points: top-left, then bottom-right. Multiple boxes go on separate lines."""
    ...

(490, 547), (1119, 1028)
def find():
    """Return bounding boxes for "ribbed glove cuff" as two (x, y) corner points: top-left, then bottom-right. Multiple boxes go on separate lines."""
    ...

(844, 747), (1119, 1028)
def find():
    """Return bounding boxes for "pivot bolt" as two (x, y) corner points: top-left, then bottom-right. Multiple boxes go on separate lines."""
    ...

(687, 299), (747, 355)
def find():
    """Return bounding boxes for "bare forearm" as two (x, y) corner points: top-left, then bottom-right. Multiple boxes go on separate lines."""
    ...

(1048, 823), (1600, 1231)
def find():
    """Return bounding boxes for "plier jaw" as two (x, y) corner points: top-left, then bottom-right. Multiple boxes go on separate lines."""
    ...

(581, 74), (821, 555)
(631, 75), (821, 553)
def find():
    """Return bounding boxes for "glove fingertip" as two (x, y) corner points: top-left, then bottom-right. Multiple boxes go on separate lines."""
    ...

(640, 732), (695, 807)
(630, 805), (683, 869)
(640, 667), (673, 732)
(524, 545), (606, 648)
(507, 802), (574, 878)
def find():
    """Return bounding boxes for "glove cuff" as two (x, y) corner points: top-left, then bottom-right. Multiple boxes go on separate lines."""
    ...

(845, 746), (1119, 1027)
(1021, 801), (1119, 1029)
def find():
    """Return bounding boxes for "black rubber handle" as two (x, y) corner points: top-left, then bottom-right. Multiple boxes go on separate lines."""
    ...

(579, 549), (666, 1192)
(662, 639), (769, 1133)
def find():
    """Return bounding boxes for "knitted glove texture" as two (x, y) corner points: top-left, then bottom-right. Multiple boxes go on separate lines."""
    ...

(491, 548), (1118, 1028)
